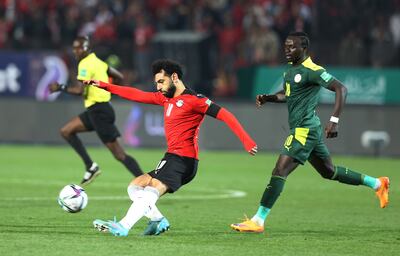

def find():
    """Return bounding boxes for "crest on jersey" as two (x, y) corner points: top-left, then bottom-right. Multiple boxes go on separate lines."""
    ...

(294, 74), (302, 83)
(176, 100), (184, 107)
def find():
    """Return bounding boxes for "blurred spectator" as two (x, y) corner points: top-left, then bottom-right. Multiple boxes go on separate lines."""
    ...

(390, 5), (400, 65)
(370, 16), (396, 68)
(338, 30), (366, 66)
(133, 14), (154, 87)
(218, 12), (242, 73)
(246, 23), (280, 65)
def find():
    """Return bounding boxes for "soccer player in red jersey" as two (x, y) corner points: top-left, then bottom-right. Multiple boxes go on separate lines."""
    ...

(90, 59), (258, 236)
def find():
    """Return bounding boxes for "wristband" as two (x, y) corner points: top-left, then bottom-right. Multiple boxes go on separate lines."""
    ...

(330, 116), (339, 124)
(59, 84), (68, 92)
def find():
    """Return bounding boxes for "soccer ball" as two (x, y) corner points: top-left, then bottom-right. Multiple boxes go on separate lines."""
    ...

(57, 184), (88, 213)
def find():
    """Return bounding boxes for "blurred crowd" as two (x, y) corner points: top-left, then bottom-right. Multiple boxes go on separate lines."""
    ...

(0, 0), (399, 96)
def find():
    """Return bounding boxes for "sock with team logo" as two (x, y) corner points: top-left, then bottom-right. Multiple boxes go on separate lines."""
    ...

(332, 166), (365, 186)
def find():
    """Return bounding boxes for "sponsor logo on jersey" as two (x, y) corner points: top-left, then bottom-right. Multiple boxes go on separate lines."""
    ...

(205, 99), (212, 106)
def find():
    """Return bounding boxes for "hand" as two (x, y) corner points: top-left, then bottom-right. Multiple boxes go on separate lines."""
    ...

(83, 80), (100, 86)
(248, 145), (258, 156)
(256, 94), (276, 107)
(48, 82), (60, 93)
(325, 122), (338, 138)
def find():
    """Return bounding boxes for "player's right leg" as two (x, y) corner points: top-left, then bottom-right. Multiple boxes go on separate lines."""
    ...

(309, 153), (390, 208)
(60, 115), (100, 185)
(231, 155), (299, 233)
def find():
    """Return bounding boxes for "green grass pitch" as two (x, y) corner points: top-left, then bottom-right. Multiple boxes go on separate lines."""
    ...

(0, 144), (398, 256)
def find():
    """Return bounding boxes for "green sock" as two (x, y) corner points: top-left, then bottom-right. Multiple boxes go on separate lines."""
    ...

(260, 176), (286, 209)
(332, 166), (363, 185)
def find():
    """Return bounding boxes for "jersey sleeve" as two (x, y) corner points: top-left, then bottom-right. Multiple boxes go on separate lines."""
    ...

(215, 108), (257, 152)
(98, 81), (166, 105)
(189, 95), (257, 152)
(190, 95), (216, 115)
(77, 61), (93, 81)
(308, 68), (335, 88)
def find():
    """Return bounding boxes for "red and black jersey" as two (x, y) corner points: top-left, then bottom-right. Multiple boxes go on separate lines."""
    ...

(98, 81), (256, 159)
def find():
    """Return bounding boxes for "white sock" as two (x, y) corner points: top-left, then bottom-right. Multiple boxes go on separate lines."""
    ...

(119, 186), (160, 230)
(251, 215), (264, 226)
(127, 185), (164, 221)
(374, 178), (382, 191)
(146, 204), (164, 221)
(127, 185), (144, 201)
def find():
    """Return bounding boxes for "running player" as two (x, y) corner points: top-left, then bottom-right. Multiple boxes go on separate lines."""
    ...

(230, 31), (390, 233)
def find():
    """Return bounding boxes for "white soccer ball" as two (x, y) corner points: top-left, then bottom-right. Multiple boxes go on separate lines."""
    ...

(58, 184), (88, 213)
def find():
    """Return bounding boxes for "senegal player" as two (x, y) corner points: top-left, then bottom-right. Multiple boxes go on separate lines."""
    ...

(231, 32), (390, 233)
(49, 36), (143, 185)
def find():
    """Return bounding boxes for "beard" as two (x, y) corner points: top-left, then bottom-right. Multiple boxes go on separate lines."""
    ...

(160, 82), (176, 98)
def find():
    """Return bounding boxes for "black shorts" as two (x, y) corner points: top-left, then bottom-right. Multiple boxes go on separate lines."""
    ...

(79, 102), (120, 143)
(148, 153), (199, 193)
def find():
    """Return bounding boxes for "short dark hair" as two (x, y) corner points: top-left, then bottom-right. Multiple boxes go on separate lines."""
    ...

(288, 31), (310, 49)
(152, 59), (183, 79)
(74, 35), (90, 50)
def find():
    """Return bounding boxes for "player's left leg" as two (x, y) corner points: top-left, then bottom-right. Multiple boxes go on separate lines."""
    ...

(231, 154), (300, 233)
(309, 153), (390, 208)
(105, 140), (143, 177)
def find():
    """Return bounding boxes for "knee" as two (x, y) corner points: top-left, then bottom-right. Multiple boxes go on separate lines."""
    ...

(319, 167), (335, 180)
(127, 184), (144, 201)
(60, 127), (72, 139)
(113, 151), (126, 162)
(272, 166), (288, 178)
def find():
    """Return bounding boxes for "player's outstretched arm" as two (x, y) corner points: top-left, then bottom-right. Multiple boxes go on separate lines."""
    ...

(48, 81), (84, 95)
(324, 79), (347, 138)
(256, 89), (286, 107)
(84, 80), (164, 105)
(215, 107), (258, 155)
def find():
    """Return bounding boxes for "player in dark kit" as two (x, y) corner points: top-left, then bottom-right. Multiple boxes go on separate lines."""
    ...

(89, 59), (258, 236)
(49, 36), (143, 185)
(230, 32), (390, 233)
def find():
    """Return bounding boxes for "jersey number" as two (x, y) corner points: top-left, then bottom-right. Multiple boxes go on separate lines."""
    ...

(155, 160), (167, 174)
(285, 82), (291, 96)
(166, 103), (174, 117)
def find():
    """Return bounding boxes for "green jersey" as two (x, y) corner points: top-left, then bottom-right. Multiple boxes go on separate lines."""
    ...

(283, 57), (334, 129)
